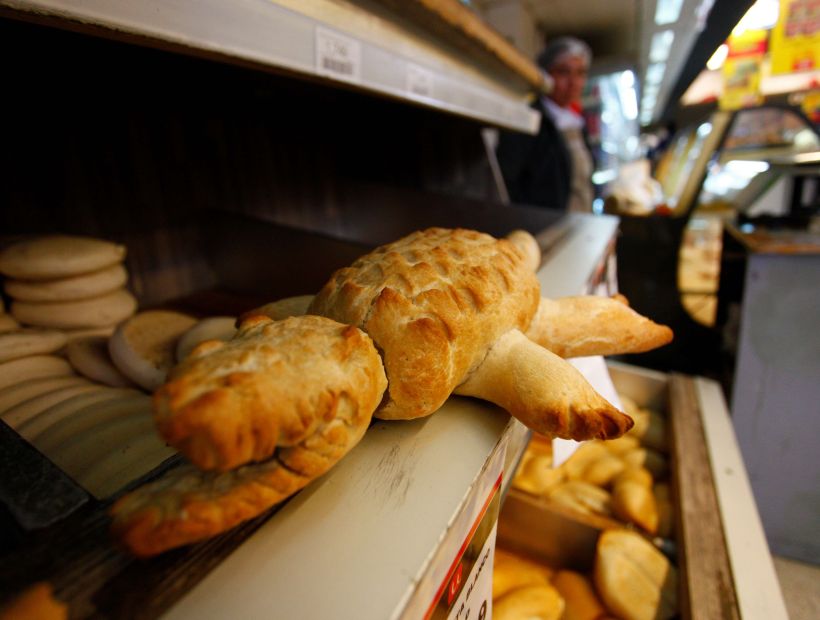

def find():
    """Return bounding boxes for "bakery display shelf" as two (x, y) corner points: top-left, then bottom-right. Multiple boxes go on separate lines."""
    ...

(0, 0), (541, 133)
(497, 362), (789, 620)
(0, 214), (619, 619)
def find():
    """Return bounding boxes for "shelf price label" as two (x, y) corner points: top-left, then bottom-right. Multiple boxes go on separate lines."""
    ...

(315, 26), (362, 84)
(406, 63), (435, 100)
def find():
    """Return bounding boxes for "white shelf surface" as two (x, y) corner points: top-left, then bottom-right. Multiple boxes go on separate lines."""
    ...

(1, 0), (540, 133)
(161, 214), (619, 618)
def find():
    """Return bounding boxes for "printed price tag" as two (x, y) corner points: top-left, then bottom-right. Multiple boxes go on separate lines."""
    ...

(315, 27), (362, 83)
(406, 63), (435, 100)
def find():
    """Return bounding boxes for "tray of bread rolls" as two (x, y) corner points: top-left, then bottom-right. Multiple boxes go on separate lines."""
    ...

(495, 361), (746, 620)
(0, 225), (680, 618)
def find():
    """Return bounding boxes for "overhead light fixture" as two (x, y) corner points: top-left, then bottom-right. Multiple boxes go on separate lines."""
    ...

(654, 0), (684, 25)
(706, 44), (729, 71)
(649, 30), (675, 63)
(645, 62), (666, 85)
(733, 0), (780, 35)
(724, 160), (771, 176)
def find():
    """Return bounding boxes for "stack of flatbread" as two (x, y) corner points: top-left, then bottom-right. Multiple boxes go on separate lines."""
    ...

(0, 236), (177, 499)
(0, 235), (137, 334)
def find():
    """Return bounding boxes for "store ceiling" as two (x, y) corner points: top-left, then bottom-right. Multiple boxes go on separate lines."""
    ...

(476, 0), (755, 125)
(528, 0), (640, 67)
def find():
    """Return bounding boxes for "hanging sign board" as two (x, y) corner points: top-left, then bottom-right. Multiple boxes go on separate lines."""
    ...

(719, 29), (768, 110)
(770, 0), (820, 75)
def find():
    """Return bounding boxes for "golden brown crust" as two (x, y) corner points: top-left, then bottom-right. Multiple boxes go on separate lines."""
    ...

(110, 386), (373, 557)
(526, 295), (673, 358)
(454, 330), (633, 440)
(0, 582), (67, 620)
(309, 228), (540, 420)
(154, 315), (387, 471)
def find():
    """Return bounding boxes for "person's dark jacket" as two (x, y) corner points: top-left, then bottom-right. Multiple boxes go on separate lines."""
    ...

(496, 99), (572, 210)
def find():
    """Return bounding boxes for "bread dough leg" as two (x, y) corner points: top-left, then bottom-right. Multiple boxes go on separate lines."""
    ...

(454, 329), (632, 440)
(525, 296), (673, 359)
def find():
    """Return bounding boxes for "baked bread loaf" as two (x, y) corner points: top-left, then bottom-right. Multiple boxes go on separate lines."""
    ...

(309, 228), (541, 421)
(110, 314), (387, 556)
(310, 228), (644, 440)
(154, 314), (387, 471)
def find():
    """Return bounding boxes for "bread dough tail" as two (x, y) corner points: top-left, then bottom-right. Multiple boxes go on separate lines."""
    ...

(454, 329), (632, 440)
(525, 296), (673, 359)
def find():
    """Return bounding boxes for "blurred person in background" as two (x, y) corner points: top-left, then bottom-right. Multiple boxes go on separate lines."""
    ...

(496, 37), (594, 213)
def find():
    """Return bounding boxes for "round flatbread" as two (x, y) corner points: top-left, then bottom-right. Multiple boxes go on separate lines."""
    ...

(32, 392), (152, 455)
(17, 387), (137, 442)
(0, 313), (21, 333)
(108, 310), (197, 392)
(175, 316), (237, 362)
(82, 434), (176, 500)
(11, 288), (137, 329)
(0, 375), (92, 414)
(0, 355), (75, 391)
(0, 235), (126, 280)
(0, 328), (68, 363)
(66, 336), (136, 388)
(5, 263), (128, 302)
(63, 326), (116, 343)
(2, 383), (103, 429)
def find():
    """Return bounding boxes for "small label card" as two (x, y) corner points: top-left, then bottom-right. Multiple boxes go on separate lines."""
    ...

(315, 26), (362, 84)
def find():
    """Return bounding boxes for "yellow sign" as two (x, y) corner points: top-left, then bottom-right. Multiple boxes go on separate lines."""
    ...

(770, 0), (820, 75)
(719, 30), (768, 110)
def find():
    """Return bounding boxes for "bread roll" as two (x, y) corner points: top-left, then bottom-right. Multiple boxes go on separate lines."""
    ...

(493, 584), (565, 620)
(562, 442), (610, 480)
(513, 453), (564, 495)
(582, 454), (626, 488)
(621, 447), (668, 479)
(612, 480), (659, 534)
(549, 481), (612, 517)
(493, 548), (553, 599)
(551, 570), (607, 620)
(593, 529), (678, 620)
